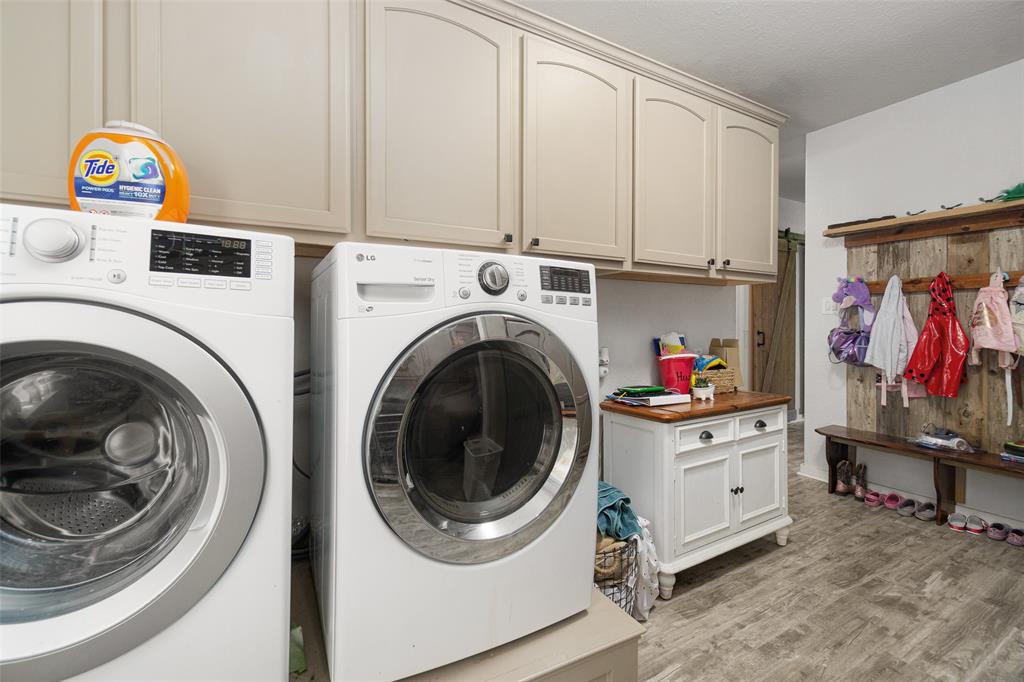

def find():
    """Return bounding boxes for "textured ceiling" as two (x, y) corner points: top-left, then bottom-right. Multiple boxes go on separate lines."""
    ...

(516, 0), (1024, 200)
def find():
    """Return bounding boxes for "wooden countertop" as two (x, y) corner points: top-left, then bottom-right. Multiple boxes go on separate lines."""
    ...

(600, 391), (790, 423)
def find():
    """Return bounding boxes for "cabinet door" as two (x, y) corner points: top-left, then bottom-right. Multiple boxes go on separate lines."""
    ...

(366, 0), (515, 248)
(1, 0), (102, 204)
(716, 108), (778, 275)
(674, 446), (733, 555)
(132, 0), (351, 233)
(735, 436), (785, 530)
(523, 36), (631, 261)
(633, 77), (716, 269)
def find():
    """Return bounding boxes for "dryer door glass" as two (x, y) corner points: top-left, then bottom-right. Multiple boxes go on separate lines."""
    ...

(367, 313), (592, 564)
(403, 346), (561, 524)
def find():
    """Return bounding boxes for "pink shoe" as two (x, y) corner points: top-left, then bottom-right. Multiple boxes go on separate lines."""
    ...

(864, 490), (883, 508)
(965, 515), (988, 536)
(883, 493), (904, 510)
(1008, 529), (1024, 547)
(948, 513), (968, 532)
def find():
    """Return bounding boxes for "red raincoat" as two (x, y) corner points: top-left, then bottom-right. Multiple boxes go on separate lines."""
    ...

(902, 272), (968, 398)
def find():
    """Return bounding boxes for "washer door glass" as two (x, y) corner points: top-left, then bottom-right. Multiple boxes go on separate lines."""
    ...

(0, 353), (207, 623)
(367, 313), (592, 564)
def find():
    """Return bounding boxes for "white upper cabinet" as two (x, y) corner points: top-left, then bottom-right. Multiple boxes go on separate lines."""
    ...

(522, 36), (632, 261)
(1, 0), (102, 204)
(716, 108), (778, 275)
(366, 0), (515, 248)
(633, 77), (716, 270)
(131, 0), (351, 233)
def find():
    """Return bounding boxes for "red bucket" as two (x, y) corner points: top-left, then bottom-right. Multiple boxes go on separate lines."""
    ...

(658, 353), (697, 394)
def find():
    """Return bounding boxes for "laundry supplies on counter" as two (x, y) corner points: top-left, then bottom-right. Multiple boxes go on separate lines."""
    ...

(69, 121), (190, 222)
(903, 272), (969, 398)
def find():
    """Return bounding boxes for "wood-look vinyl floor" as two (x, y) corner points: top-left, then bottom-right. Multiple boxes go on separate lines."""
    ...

(639, 424), (1024, 682)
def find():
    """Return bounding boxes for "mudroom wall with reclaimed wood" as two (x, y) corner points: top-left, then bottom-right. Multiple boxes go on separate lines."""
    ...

(845, 227), (1024, 452)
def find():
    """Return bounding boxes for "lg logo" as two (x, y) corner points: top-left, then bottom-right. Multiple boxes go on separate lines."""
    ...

(355, 253), (376, 262)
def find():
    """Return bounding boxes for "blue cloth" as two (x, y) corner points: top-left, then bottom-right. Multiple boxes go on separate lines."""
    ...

(596, 481), (642, 540)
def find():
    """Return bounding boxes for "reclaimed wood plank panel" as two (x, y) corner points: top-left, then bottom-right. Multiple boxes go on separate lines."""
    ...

(906, 237), (948, 435)
(945, 234), (989, 445)
(847, 244), (878, 431)
(875, 241), (910, 437)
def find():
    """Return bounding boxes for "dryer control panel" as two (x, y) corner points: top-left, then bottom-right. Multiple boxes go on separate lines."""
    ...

(0, 203), (293, 317)
(323, 242), (597, 321)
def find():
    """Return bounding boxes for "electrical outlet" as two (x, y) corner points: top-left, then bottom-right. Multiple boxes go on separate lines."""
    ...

(822, 297), (838, 315)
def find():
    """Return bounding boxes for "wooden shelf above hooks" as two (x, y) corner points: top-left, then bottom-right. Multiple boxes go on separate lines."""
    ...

(864, 270), (1024, 295)
(823, 198), (1024, 247)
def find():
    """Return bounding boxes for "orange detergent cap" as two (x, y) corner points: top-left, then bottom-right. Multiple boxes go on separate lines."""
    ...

(68, 121), (190, 222)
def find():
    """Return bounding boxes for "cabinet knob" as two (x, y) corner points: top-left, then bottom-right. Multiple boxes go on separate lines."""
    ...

(754, 419), (767, 430)
(739, 486), (745, 494)
(722, 259), (731, 267)
(699, 430), (713, 441)
(530, 237), (540, 247)
(503, 233), (513, 243)
(707, 258), (715, 267)
(731, 487), (739, 495)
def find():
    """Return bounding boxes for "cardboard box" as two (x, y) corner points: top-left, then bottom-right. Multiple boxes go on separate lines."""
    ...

(709, 338), (742, 388)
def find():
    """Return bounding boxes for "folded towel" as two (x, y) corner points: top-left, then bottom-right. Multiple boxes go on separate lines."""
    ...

(597, 481), (643, 540)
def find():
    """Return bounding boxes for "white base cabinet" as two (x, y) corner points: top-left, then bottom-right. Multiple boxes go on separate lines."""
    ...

(603, 405), (792, 600)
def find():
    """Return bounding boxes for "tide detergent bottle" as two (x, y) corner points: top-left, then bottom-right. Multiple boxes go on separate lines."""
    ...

(68, 121), (189, 222)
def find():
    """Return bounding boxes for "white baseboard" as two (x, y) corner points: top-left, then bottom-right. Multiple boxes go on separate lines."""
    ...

(797, 463), (828, 483)
(954, 503), (1024, 530)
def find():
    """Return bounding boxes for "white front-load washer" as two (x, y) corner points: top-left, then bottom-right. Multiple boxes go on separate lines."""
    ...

(0, 204), (294, 682)
(311, 242), (599, 680)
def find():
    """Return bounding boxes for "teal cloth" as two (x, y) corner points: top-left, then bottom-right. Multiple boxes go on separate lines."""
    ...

(597, 481), (642, 540)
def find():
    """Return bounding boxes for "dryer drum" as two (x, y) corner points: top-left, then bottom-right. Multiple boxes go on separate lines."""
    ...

(0, 352), (207, 624)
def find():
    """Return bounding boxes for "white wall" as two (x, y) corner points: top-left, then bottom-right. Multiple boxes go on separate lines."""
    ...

(802, 60), (1024, 522)
(596, 279), (737, 393)
(779, 197), (806, 234)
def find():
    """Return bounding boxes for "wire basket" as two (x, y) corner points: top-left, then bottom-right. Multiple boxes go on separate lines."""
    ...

(594, 537), (638, 615)
(701, 367), (738, 393)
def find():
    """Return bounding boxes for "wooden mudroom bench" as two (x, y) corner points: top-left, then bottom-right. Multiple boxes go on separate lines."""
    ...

(815, 425), (1024, 525)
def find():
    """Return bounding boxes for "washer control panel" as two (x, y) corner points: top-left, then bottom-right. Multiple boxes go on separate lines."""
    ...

(1, 203), (293, 315)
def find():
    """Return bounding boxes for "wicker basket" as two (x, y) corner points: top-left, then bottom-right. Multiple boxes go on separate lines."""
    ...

(701, 367), (738, 393)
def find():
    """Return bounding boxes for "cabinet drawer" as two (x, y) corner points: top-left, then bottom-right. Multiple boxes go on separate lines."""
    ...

(737, 408), (784, 440)
(675, 417), (735, 453)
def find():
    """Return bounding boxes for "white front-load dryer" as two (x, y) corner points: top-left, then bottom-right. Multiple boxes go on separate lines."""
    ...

(311, 243), (599, 680)
(0, 204), (294, 682)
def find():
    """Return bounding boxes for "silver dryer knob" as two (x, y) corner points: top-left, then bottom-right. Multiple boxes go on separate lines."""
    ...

(23, 218), (83, 262)
(477, 261), (509, 295)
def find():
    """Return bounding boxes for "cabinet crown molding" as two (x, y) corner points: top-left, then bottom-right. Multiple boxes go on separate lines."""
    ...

(455, 0), (788, 127)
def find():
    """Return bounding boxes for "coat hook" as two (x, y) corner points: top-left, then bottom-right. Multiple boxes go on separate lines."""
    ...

(979, 195), (1000, 203)
(940, 202), (963, 210)
(906, 209), (926, 216)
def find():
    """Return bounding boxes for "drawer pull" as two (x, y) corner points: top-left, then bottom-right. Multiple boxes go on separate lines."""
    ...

(739, 486), (744, 493)
(699, 430), (714, 441)
(754, 419), (767, 430)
